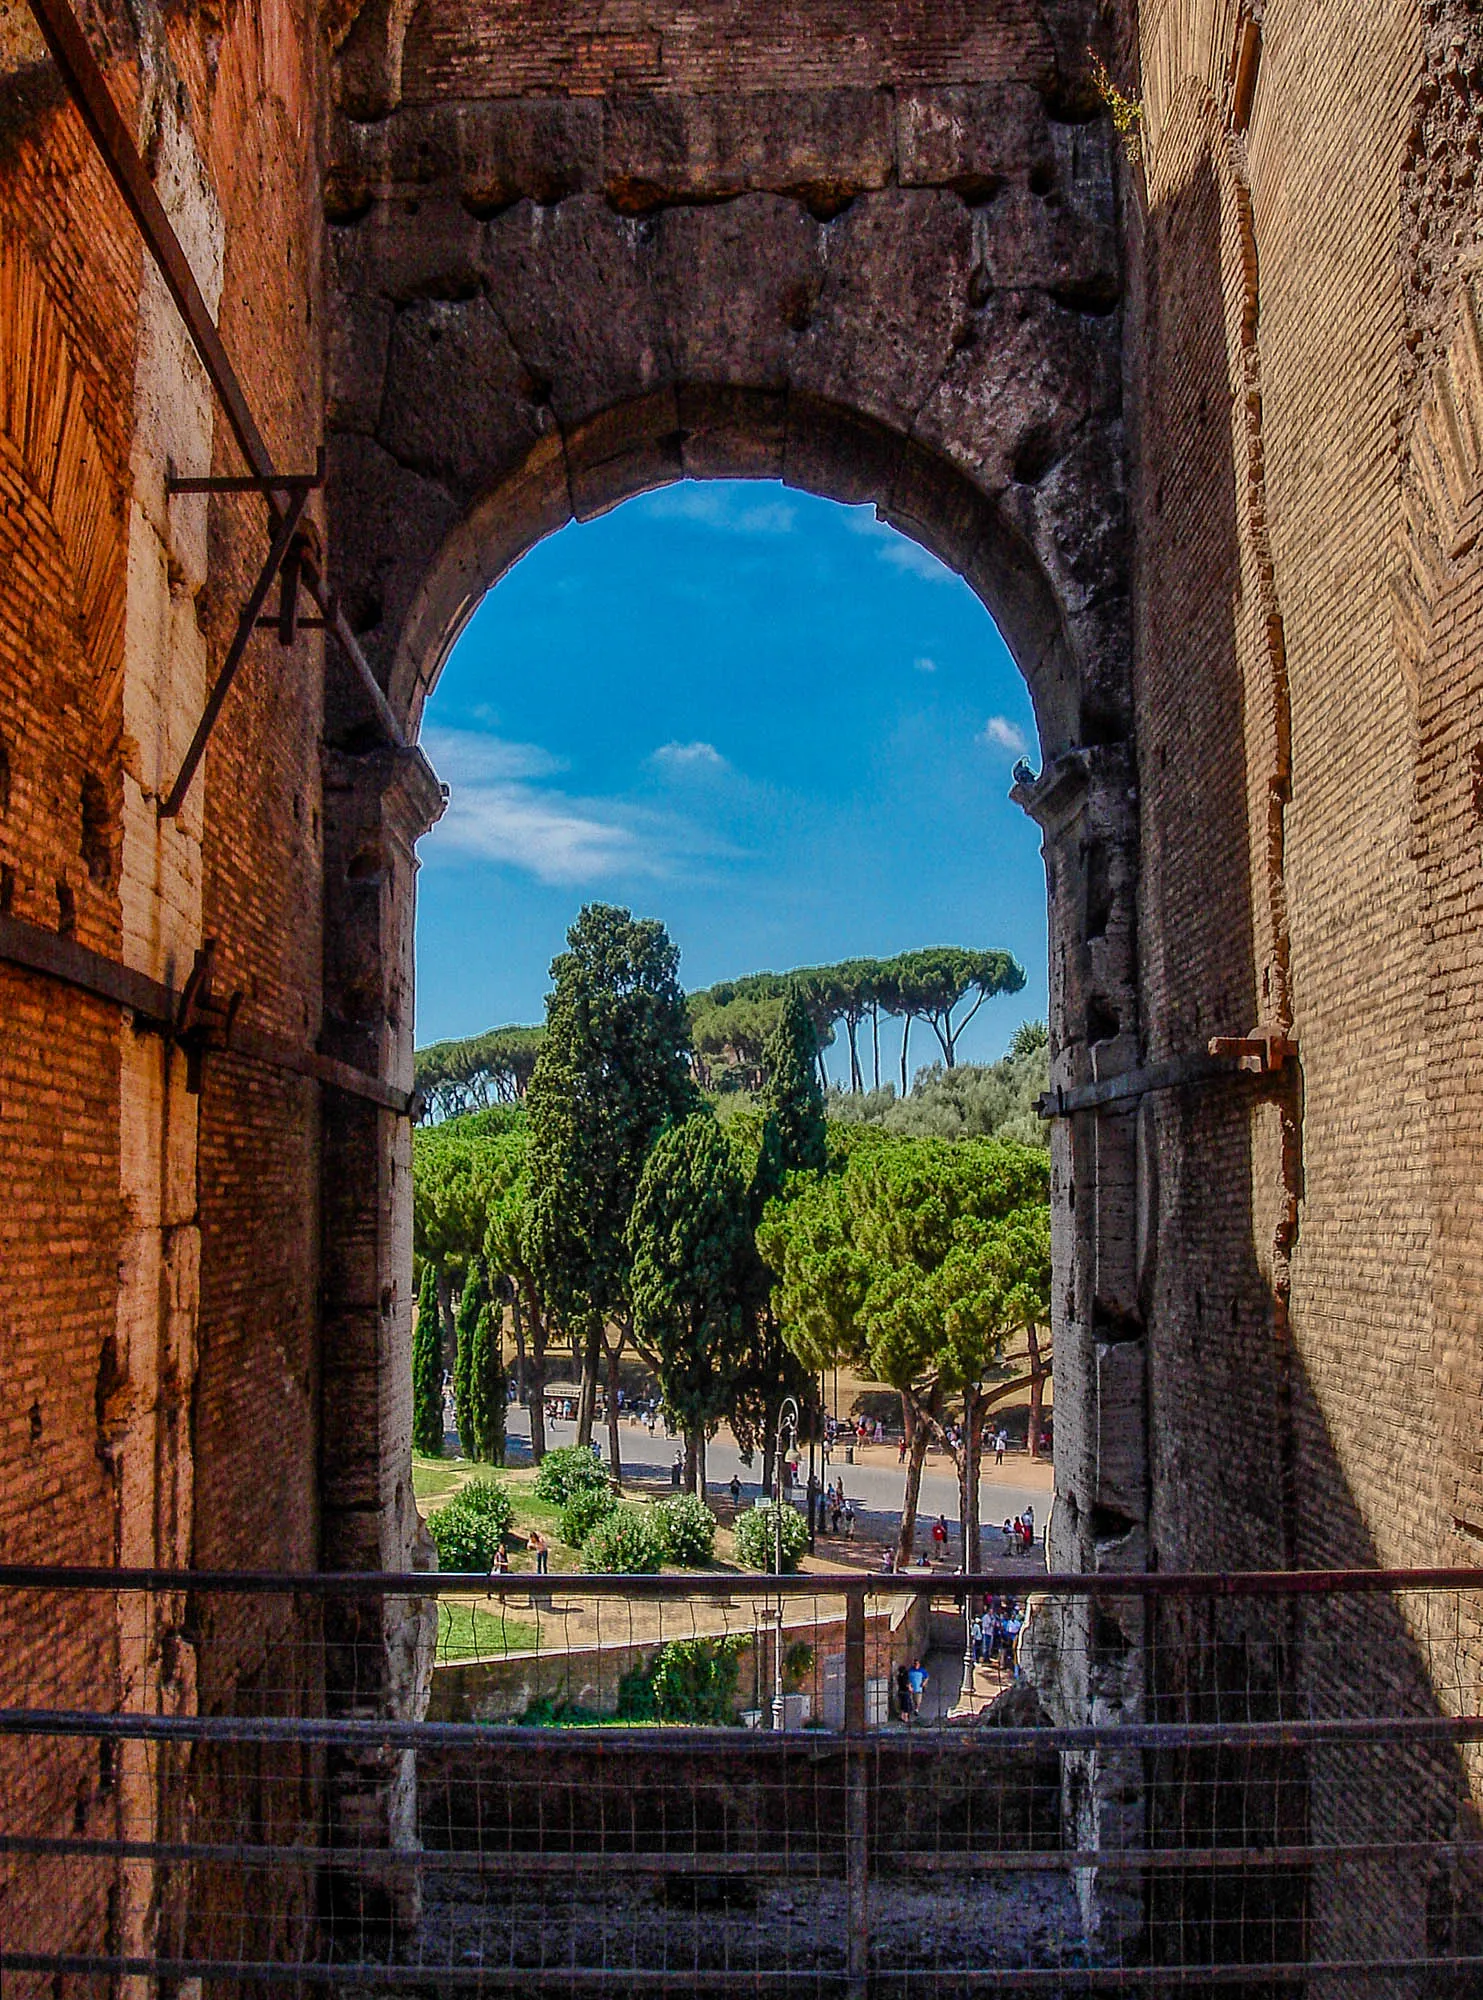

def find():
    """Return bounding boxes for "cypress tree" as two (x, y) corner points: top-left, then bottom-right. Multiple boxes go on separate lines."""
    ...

(761, 985), (827, 1178)
(470, 1301), (507, 1465)
(453, 1255), (488, 1458)
(413, 1262), (445, 1456)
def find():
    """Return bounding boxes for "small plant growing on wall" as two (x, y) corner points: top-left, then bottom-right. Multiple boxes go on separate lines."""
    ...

(1088, 50), (1144, 164)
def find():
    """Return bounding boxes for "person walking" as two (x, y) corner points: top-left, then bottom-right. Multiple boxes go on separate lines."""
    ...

(729, 1472), (742, 1508)
(896, 1661), (914, 1720)
(994, 1429), (1007, 1466)
(907, 1659), (929, 1717)
(671, 1452), (683, 1490)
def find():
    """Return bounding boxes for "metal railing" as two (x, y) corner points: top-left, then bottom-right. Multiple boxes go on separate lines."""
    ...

(0, 1564), (1480, 1992)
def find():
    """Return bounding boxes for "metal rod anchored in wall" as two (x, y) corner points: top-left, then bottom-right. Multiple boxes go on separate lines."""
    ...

(0, 912), (415, 1117)
(23, 0), (417, 785)
(1038, 1037), (1299, 1118)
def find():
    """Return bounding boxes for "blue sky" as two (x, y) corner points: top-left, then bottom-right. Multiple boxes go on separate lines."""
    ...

(414, 480), (1048, 1085)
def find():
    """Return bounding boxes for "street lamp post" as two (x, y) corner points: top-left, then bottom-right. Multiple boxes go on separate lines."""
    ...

(772, 1394), (799, 1732)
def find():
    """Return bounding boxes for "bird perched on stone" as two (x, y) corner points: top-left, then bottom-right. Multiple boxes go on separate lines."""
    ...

(1012, 758), (1035, 787)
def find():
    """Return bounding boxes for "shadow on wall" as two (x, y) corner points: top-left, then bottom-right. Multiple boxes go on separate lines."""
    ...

(1135, 129), (1483, 1985)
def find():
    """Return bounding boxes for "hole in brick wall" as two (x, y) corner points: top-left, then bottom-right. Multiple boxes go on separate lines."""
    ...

(55, 880), (75, 938)
(1089, 1509), (1137, 1551)
(1029, 164), (1055, 197)
(956, 173), (1005, 208)
(80, 772), (113, 888)
(1470, 743), (1483, 822)
(1084, 840), (1113, 939)
(28, 1400), (41, 1446)
(0, 865), (13, 913)
(0, 737), (10, 817)
(97, 1738), (115, 1797)
(1093, 1301), (1144, 1343)
(1086, 995), (1119, 1044)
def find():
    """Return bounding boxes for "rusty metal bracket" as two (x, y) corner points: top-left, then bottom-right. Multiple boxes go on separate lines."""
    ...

(1038, 1036), (1299, 1119)
(166, 449), (326, 498)
(171, 942), (242, 1093)
(24, 0), (414, 764)
(1207, 1029), (1298, 1074)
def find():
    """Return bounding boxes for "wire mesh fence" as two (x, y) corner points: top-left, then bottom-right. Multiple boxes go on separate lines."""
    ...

(0, 1564), (1480, 1993)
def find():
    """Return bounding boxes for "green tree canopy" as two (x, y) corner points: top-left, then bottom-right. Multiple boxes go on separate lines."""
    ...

(526, 903), (699, 1338)
(628, 1113), (754, 1483)
(826, 1020), (1050, 1146)
(414, 1027), (545, 1122)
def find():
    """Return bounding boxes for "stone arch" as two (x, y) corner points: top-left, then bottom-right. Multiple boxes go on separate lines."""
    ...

(385, 388), (1092, 759)
(324, 88), (1132, 760)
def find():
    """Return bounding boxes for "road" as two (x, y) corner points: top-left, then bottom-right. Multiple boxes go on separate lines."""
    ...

(501, 1405), (1053, 1563)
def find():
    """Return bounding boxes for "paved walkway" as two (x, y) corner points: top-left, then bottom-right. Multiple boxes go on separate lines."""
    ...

(503, 1406), (1053, 1570)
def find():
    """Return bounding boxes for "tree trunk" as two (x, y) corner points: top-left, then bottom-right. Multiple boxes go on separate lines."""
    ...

(895, 1406), (932, 1569)
(697, 1429), (708, 1498)
(899, 1014), (911, 1095)
(900, 1391), (914, 1442)
(575, 1326), (600, 1447)
(961, 1384), (983, 1572)
(846, 1017), (862, 1094)
(522, 1278), (547, 1463)
(1027, 1322), (1046, 1461)
(511, 1290), (527, 1405)
(761, 1445), (774, 1500)
(436, 1270), (456, 1373)
(684, 1430), (699, 1495)
(604, 1334), (623, 1481)
(872, 1004), (881, 1090)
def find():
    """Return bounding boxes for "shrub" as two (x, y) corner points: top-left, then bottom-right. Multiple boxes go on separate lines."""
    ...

(428, 1487), (510, 1572)
(654, 1492), (717, 1565)
(734, 1502), (809, 1574)
(782, 1640), (814, 1692)
(458, 1475), (515, 1537)
(616, 1636), (745, 1723)
(534, 1444), (611, 1507)
(580, 1503), (664, 1574)
(558, 1483), (616, 1549)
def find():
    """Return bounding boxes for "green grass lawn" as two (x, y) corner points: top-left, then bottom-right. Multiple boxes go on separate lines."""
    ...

(437, 1600), (541, 1660)
(412, 1454), (464, 1502)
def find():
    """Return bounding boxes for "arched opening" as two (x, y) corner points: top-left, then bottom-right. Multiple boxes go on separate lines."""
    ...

(382, 387), (1131, 1568)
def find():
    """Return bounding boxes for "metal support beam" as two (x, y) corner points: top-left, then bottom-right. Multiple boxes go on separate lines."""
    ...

(159, 485), (309, 817)
(1038, 1040), (1299, 1119)
(0, 911), (413, 1116)
(24, 0), (415, 762)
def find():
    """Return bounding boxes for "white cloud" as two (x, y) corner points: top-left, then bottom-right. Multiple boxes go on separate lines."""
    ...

(422, 726), (565, 782)
(844, 505), (958, 586)
(979, 715), (1030, 756)
(913, 655), (938, 674)
(645, 486), (797, 536)
(650, 740), (729, 774)
(436, 784), (652, 884)
(423, 726), (657, 884)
